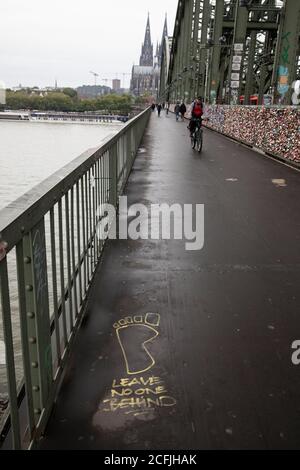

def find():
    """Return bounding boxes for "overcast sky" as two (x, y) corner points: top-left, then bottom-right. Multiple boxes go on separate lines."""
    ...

(0, 0), (177, 90)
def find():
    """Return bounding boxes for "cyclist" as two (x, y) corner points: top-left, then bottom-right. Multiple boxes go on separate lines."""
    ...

(188, 97), (203, 137)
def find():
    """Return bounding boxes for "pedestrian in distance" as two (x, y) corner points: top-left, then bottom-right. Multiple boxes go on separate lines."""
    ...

(157, 103), (162, 117)
(151, 103), (156, 112)
(180, 101), (187, 121)
(175, 101), (180, 121)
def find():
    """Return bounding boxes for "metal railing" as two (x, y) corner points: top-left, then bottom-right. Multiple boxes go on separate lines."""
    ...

(0, 107), (151, 449)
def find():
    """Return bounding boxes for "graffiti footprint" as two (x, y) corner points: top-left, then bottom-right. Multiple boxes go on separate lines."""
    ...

(114, 313), (160, 375)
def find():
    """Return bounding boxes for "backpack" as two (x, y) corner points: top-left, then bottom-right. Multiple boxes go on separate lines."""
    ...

(193, 103), (203, 117)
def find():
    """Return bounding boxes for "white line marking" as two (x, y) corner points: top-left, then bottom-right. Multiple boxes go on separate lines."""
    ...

(272, 179), (287, 187)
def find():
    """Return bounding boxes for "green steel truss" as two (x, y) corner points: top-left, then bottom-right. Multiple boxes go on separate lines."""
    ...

(159, 0), (300, 105)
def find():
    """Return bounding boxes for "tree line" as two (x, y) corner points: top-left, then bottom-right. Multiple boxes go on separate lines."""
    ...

(3, 89), (133, 114)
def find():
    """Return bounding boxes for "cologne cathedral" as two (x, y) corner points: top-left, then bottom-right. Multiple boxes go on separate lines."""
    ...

(130, 14), (168, 97)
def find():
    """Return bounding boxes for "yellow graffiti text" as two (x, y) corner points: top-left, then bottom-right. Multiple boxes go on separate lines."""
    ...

(111, 386), (167, 398)
(103, 396), (177, 413)
(112, 376), (162, 389)
(100, 375), (177, 416)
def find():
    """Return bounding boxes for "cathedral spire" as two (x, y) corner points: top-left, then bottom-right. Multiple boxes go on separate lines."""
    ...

(140, 14), (153, 66)
(157, 14), (169, 66)
(162, 13), (168, 40)
(145, 12), (151, 40)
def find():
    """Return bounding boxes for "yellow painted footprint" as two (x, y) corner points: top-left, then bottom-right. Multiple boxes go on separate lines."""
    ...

(114, 313), (160, 375)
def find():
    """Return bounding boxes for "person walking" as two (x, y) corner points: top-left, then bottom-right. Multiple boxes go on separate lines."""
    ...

(175, 101), (180, 121)
(157, 103), (162, 117)
(179, 101), (187, 121)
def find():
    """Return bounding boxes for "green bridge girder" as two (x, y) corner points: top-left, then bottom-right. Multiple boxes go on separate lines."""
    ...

(159, 0), (300, 105)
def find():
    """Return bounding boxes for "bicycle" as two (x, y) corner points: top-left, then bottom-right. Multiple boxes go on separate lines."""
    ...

(190, 119), (203, 153)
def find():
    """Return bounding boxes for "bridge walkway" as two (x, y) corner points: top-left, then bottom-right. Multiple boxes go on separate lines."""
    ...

(39, 111), (300, 450)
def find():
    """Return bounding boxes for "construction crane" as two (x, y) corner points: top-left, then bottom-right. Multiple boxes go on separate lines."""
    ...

(101, 78), (110, 86)
(120, 73), (131, 89)
(86, 72), (130, 90)
(101, 73), (131, 89)
(89, 71), (99, 86)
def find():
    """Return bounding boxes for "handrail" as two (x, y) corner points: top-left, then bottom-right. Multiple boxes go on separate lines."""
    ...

(0, 107), (151, 449)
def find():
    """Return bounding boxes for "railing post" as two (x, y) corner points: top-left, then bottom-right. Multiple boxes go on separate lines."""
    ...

(0, 257), (21, 449)
(22, 220), (52, 423)
(16, 241), (35, 440)
(109, 143), (118, 206)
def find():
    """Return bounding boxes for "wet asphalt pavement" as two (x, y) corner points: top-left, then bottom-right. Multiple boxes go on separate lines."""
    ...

(39, 111), (300, 450)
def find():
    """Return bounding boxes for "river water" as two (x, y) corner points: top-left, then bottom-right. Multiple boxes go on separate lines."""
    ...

(0, 120), (122, 399)
(0, 121), (122, 210)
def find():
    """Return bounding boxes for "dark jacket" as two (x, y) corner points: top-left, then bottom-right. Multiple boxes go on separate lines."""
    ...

(179, 103), (187, 114)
